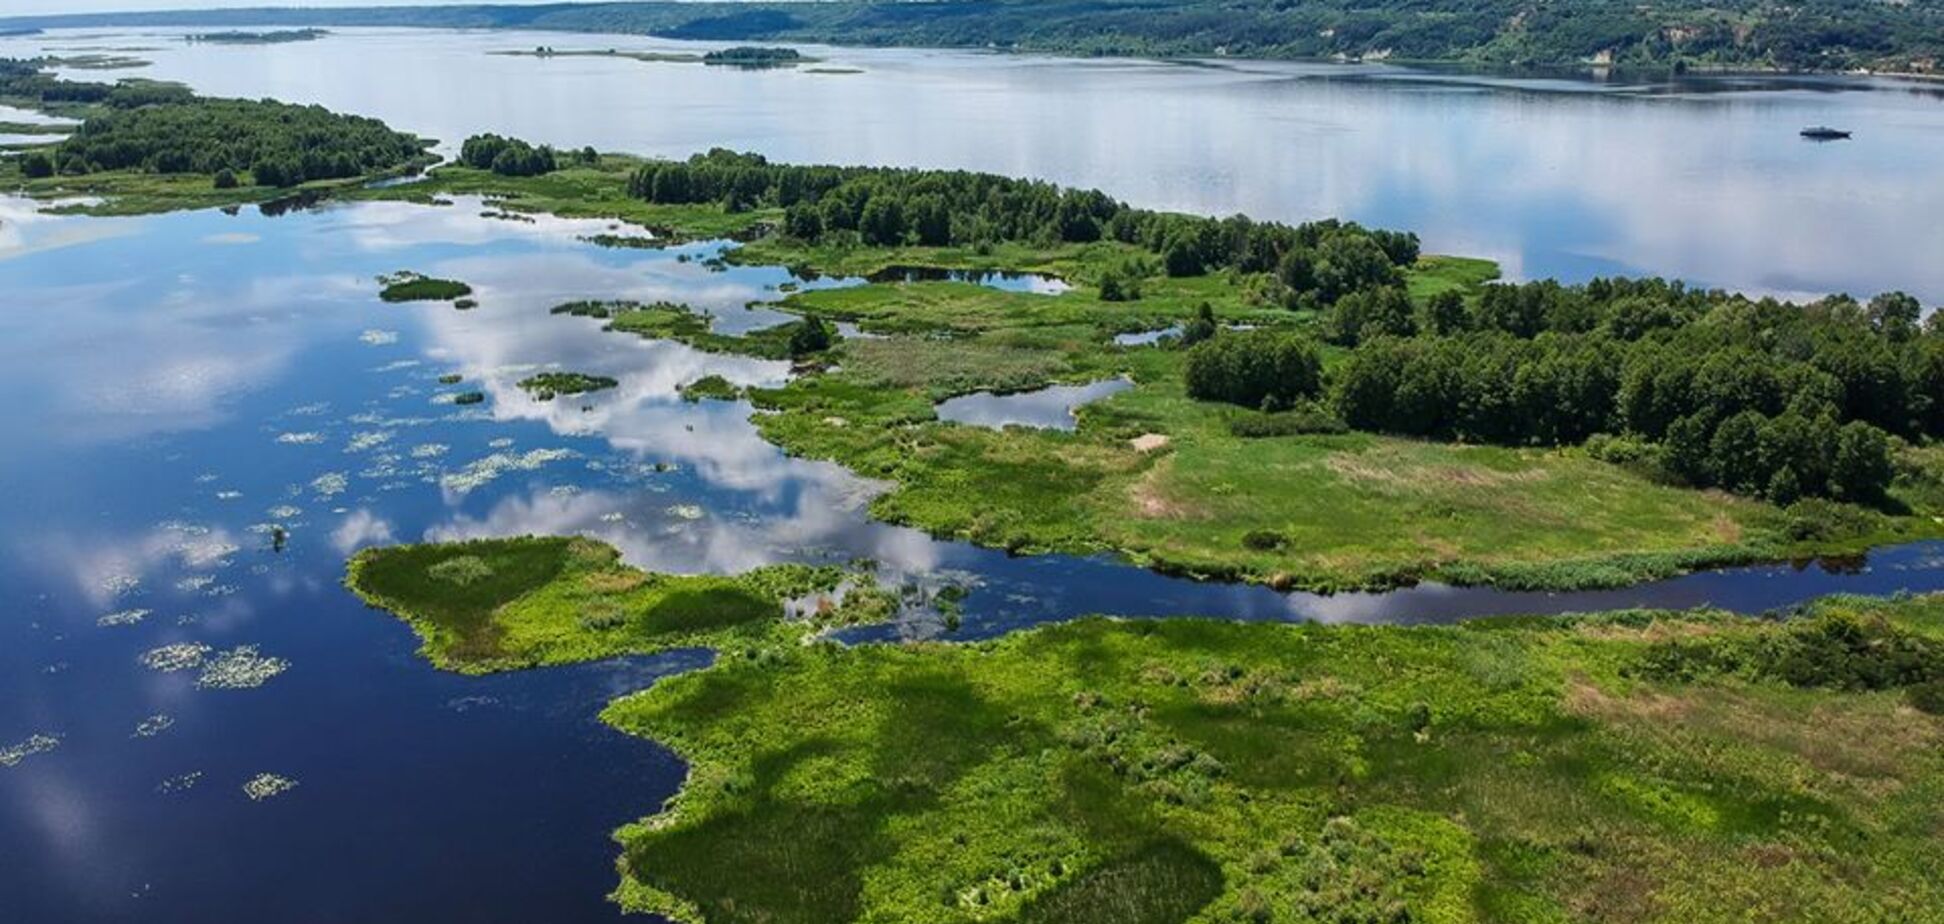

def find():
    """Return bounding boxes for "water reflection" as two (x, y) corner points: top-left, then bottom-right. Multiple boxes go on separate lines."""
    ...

(864, 265), (1071, 295)
(936, 378), (1134, 430)
(11, 27), (1935, 302)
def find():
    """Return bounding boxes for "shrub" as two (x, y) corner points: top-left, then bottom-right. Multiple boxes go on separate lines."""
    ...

(1908, 680), (1944, 715)
(1184, 330), (1322, 411)
(789, 314), (834, 357)
(1241, 529), (1286, 551)
(19, 151), (54, 178)
(212, 167), (237, 189)
(1228, 403), (1347, 438)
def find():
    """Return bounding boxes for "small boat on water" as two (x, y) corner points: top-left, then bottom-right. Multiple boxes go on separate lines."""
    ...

(1800, 126), (1852, 140)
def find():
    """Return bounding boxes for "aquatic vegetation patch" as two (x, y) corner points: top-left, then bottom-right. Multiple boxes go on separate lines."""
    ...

(156, 771), (201, 794)
(602, 593), (1944, 922)
(0, 733), (60, 768)
(140, 642), (211, 672)
(133, 714), (174, 738)
(275, 431), (324, 445)
(197, 646), (290, 689)
(310, 472), (349, 498)
(409, 443), (449, 459)
(376, 271), (472, 303)
(346, 536), (847, 672)
(345, 430), (393, 453)
(439, 447), (576, 494)
(97, 608), (151, 627)
(242, 773), (298, 801)
(359, 328), (399, 346)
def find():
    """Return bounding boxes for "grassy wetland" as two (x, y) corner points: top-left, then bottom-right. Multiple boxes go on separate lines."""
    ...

(343, 535), (1944, 922)
(341, 147), (1944, 593)
(344, 536), (856, 673)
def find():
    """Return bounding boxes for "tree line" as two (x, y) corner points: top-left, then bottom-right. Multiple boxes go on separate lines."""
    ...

(626, 149), (1418, 300)
(3, 58), (428, 187)
(457, 133), (596, 177)
(1189, 279), (1938, 506)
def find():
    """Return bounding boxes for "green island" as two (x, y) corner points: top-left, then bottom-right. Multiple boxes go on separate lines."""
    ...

(185, 29), (329, 45)
(377, 271), (473, 303)
(518, 371), (621, 401)
(700, 46), (811, 67)
(498, 45), (818, 68)
(679, 374), (742, 402)
(346, 536), (1944, 921)
(10, 1), (1941, 74)
(0, 58), (433, 214)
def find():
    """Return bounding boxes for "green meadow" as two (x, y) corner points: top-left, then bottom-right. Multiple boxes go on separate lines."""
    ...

(605, 594), (1944, 923)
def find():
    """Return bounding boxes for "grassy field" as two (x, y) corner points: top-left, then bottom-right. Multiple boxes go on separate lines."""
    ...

(344, 536), (852, 672)
(604, 594), (1944, 923)
(703, 245), (1938, 591)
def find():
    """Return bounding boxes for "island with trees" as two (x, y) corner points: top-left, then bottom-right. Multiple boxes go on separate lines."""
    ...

(0, 58), (432, 213)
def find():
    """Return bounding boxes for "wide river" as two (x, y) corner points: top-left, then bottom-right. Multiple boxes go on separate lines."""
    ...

(2, 26), (1942, 923)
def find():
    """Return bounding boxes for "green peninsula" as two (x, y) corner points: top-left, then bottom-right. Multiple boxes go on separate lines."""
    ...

(344, 536), (851, 672)
(343, 536), (1944, 922)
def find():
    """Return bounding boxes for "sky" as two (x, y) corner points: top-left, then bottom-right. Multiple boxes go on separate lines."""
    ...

(9, 0), (532, 17)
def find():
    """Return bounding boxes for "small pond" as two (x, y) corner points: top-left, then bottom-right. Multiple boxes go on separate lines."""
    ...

(934, 378), (1134, 431)
(865, 265), (1071, 295)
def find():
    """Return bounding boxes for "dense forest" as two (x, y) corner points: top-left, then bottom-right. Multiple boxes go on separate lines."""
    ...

(6, 1), (1941, 72)
(1186, 280), (1934, 507)
(1, 59), (428, 186)
(627, 148), (1419, 284)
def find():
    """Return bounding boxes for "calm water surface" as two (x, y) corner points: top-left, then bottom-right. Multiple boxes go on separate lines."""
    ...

(4, 26), (1944, 924)
(8, 26), (1943, 302)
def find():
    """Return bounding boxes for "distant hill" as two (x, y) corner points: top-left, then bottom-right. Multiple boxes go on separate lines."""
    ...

(5, 1), (1941, 73)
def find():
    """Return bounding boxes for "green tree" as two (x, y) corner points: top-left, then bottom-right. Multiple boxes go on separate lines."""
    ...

(1420, 290), (1468, 336)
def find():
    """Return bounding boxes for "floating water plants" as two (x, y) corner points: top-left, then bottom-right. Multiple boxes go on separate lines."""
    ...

(439, 448), (575, 494)
(242, 773), (297, 801)
(156, 771), (201, 794)
(0, 733), (59, 768)
(140, 642), (211, 672)
(197, 646), (289, 689)
(133, 714), (174, 738)
(97, 608), (151, 627)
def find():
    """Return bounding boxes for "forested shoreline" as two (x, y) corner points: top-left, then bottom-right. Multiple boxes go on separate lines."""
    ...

(4, 0), (1942, 74)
